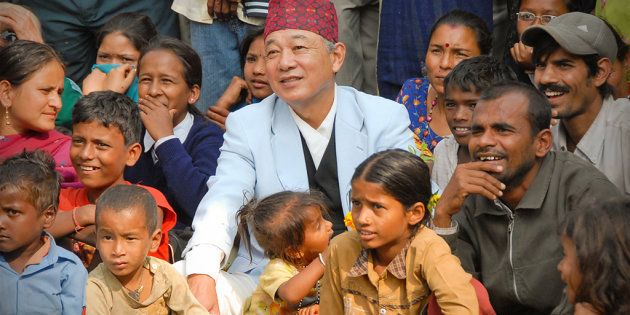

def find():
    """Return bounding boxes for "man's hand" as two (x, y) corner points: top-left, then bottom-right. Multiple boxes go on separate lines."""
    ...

(207, 0), (237, 20)
(434, 162), (505, 227)
(0, 4), (44, 43)
(188, 274), (221, 314)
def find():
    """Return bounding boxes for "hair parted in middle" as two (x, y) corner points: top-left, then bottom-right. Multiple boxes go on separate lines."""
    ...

(351, 149), (432, 233)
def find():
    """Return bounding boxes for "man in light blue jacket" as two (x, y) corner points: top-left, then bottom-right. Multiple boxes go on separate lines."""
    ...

(178, 0), (415, 313)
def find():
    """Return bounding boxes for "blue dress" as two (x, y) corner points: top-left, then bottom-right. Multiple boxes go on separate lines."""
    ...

(395, 77), (443, 156)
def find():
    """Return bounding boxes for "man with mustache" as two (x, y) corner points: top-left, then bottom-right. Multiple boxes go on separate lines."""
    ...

(432, 82), (621, 314)
(522, 12), (630, 194)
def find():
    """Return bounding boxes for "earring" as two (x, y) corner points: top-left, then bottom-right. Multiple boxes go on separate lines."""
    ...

(4, 107), (9, 126)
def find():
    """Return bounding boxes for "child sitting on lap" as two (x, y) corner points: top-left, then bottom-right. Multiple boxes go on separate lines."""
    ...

(47, 91), (177, 267)
(239, 191), (333, 314)
(321, 149), (480, 314)
(87, 185), (207, 314)
(0, 150), (87, 315)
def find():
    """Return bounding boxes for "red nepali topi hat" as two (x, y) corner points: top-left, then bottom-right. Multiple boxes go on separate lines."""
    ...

(264, 0), (339, 43)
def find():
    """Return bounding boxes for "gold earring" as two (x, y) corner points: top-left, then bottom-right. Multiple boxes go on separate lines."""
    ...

(4, 107), (9, 126)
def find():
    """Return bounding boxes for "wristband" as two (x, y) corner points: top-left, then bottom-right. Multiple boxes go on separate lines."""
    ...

(72, 208), (85, 233)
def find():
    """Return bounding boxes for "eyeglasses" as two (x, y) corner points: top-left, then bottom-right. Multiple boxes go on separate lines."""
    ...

(0, 30), (17, 43)
(516, 12), (557, 24)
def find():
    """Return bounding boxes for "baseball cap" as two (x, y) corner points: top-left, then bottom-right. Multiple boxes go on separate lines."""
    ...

(521, 12), (617, 62)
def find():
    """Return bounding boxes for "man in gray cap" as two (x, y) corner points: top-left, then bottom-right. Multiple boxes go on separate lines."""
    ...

(522, 12), (630, 194)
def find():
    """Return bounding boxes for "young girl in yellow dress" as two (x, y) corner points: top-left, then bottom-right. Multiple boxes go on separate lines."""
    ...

(238, 191), (333, 314)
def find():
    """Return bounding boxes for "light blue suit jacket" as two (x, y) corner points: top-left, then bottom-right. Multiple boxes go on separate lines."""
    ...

(184, 86), (415, 279)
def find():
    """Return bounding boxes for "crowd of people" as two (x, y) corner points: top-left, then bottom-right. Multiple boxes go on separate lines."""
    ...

(0, 0), (629, 314)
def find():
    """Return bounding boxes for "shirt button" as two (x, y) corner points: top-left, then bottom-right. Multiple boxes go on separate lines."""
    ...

(380, 308), (387, 314)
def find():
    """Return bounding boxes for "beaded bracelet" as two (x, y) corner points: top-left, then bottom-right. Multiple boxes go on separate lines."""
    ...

(72, 207), (85, 233)
(297, 281), (320, 311)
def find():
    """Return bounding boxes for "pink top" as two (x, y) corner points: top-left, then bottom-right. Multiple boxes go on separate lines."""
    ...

(0, 130), (79, 187)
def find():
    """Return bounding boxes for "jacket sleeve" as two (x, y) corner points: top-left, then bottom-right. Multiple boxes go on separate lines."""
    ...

(451, 206), (481, 279)
(154, 120), (224, 220)
(183, 113), (257, 277)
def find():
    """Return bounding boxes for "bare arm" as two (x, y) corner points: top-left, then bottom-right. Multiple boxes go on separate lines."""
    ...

(47, 205), (96, 240)
(277, 256), (325, 308)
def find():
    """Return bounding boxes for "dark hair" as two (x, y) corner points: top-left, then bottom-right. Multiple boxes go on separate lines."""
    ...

(428, 10), (492, 55)
(561, 197), (630, 315)
(96, 13), (157, 53)
(479, 82), (551, 136)
(444, 55), (518, 94)
(532, 33), (614, 98)
(351, 149), (432, 233)
(239, 27), (265, 69)
(95, 185), (158, 234)
(139, 37), (205, 117)
(0, 150), (60, 213)
(606, 20), (628, 64)
(0, 40), (63, 87)
(237, 191), (330, 266)
(72, 91), (142, 145)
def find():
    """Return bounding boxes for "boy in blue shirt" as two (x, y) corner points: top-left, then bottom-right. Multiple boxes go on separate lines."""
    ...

(0, 150), (87, 315)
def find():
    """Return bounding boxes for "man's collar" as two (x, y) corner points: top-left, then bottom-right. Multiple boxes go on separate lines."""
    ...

(348, 239), (410, 280)
(553, 96), (613, 164)
(473, 152), (555, 216)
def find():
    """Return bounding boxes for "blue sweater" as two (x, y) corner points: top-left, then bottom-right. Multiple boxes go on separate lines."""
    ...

(125, 114), (224, 228)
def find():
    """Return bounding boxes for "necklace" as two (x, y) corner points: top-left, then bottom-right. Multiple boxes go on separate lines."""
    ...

(124, 266), (145, 301)
(427, 97), (438, 122)
(426, 84), (439, 123)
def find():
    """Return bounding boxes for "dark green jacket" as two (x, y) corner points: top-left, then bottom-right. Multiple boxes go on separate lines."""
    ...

(442, 151), (621, 315)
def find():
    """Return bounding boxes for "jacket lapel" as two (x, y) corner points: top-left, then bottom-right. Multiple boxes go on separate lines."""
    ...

(270, 97), (310, 191)
(334, 88), (368, 214)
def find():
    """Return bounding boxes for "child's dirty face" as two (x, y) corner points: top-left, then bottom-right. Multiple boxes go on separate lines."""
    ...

(0, 187), (54, 254)
(350, 179), (416, 255)
(300, 206), (333, 262)
(70, 121), (137, 192)
(96, 206), (160, 284)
